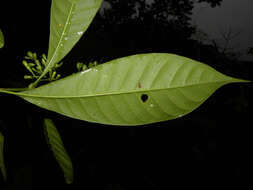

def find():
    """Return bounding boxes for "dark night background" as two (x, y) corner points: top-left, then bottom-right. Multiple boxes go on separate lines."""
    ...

(0, 0), (253, 189)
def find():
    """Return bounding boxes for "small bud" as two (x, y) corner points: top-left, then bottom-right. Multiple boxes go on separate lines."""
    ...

(76, 62), (83, 71)
(35, 60), (42, 71)
(36, 66), (41, 72)
(28, 63), (35, 67)
(24, 75), (33, 79)
(41, 58), (47, 66)
(22, 60), (34, 74)
(82, 64), (87, 71)
(88, 62), (94, 68)
(51, 71), (56, 79)
(32, 52), (37, 59)
(55, 62), (63, 68)
(42, 54), (47, 60)
(22, 60), (28, 66)
(56, 74), (61, 79)
(27, 51), (33, 58)
(32, 68), (38, 72)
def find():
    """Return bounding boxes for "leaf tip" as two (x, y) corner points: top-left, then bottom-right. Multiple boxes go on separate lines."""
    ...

(229, 77), (251, 84)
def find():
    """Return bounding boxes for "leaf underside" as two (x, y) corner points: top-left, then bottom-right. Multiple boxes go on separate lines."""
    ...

(0, 132), (7, 181)
(44, 119), (73, 184)
(15, 53), (248, 126)
(37, 0), (102, 82)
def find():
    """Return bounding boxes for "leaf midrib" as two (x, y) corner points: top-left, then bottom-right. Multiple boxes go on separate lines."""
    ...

(35, 2), (76, 83)
(14, 79), (238, 99)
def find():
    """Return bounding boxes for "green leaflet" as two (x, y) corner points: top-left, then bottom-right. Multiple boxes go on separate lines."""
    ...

(36, 0), (103, 84)
(0, 53), (249, 125)
(0, 29), (4, 48)
(0, 131), (6, 181)
(44, 119), (73, 184)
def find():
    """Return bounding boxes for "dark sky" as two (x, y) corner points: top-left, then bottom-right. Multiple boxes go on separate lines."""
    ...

(108, 0), (253, 61)
(192, 0), (253, 61)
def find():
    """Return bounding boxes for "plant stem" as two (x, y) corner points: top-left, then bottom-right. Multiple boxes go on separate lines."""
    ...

(0, 88), (29, 92)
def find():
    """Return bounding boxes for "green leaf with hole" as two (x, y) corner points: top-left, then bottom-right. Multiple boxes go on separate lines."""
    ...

(0, 53), (249, 126)
(0, 29), (4, 48)
(36, 0), (103, 83)
(0, 131), (7, 181)
(44, 118), (73, 184)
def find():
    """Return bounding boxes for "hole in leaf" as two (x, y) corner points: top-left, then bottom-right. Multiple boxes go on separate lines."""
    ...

(141, 94), (148, 103)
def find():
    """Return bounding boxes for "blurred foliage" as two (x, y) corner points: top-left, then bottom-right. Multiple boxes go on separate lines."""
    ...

(99, 0), (222, 31)
(0, 29), (4, 49)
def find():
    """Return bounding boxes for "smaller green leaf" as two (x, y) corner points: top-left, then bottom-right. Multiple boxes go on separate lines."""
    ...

(34, 0), (103, 86)
(0, 131), (7, 181)
(0, 29), (4, 48)
(44, 119), (73, 184)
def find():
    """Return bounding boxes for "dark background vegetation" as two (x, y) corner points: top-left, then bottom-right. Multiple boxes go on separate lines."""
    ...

(0, 0), (253, 189)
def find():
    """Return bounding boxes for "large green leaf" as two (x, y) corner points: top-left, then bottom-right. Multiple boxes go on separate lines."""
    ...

(36, 0), (103, 83)
(44, 118), (73, 184)
(0, 53), (249, 126)
(0, 29), (4, 48)
(0, 131), (6, 181)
